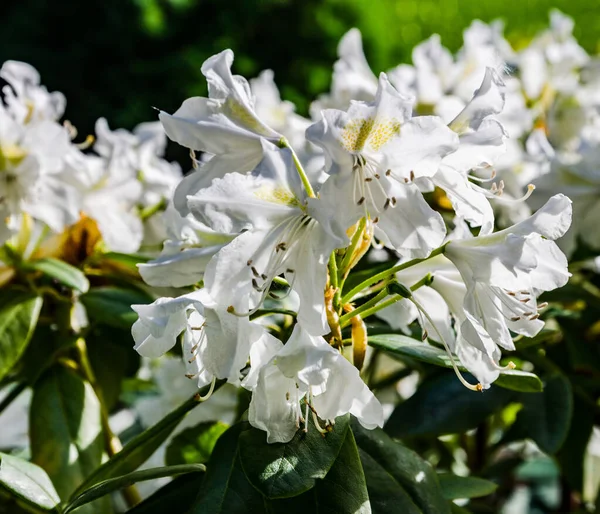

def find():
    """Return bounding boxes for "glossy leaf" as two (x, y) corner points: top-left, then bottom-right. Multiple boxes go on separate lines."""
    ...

(265, 429), (371, 514)
(238, 415), (350, 499)
(166, 421), (229, 466)
(80, 286), (152, 330)
(0, 452), (60, 511)
(385, 371), (514, 438)
(64, 464), (205, 513)
(359, 448), (421, 514)
(437, 474), (497, 499)
(27, 258), (89, 293)
(368, 334), (543, 392)
(508, 374), (573, 454)
(0, 295), (43, 383)
(191, 423), (266, 514)
(352, 419), (450, 514)
(30, 366), (105, 512)
(125, 473), (203, 514)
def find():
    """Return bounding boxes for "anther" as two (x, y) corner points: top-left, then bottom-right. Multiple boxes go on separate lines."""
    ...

(374, 173), (380, 179)
(365, 177), (373, 182)
(410, 171), (415, 181)
(529, 313), (540, 320)
(372, 217), (379, 223)
(251, 266), (260, 277)
(276, 242), (287, 252)
(510, 316), (521, 321)
(383, 198), (391, 210)
(537, 302), (548, 309)
(247, 259), (253, 266)
(357, 196), (366, 205)
(391, 196), (397, 206)
(261, 274), (268, 280)
(385, 169), (392, 176)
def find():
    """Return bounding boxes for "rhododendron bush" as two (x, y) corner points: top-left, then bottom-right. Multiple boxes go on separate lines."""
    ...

(1, 11), (599, 514)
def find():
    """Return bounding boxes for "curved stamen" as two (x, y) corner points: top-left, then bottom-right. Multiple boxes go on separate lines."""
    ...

(196, 376), (217, 401)
(410, 297), (483, 392)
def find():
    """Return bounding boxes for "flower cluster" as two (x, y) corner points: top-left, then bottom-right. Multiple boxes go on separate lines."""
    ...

(0, 60), (181, 271)
(131, 14), (579, 443)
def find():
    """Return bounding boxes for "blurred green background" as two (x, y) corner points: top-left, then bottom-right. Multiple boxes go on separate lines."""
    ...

(2, 0), (599, 143)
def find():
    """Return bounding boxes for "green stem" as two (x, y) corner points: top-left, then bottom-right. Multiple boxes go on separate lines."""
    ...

(139, 198), (167, 221)
(342, 243), (446, 303)
(250, 308), (297, 320)
(75, 338), (142, 508)
(339, 288), (389, 328)
(339, 217), (367, 281)
(353, 294), (403, 322)
(279, 137), (315, 198)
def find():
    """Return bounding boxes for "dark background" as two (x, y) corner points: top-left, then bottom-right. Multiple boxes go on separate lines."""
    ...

(2, 0), (598, 157)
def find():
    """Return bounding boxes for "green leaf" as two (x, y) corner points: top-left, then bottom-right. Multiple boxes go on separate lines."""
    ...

(191, 423), (266, 514)
(0, 452), (61, 511)
(73, 387), (213, 497)
(27, 258), (89, 293)
(80, 287), (153, 330)
(166, 421), (229, 466)
(265, 429), (371, 514)
(359, 448), (421, 514)
(311, 429), (370, 513)
(64, 464), (205, 513)
(86, 326), (141, 410)
(30, 366), (106, 513)
(368, 334), (543, 392)
(125, 473), (203, 514)
(238, 414), (350, 499)
(352, 419), (450, 514)
(385, 371), (514, 438)
(0, 295), (43, 383)
(437, 474), (497, 499)
(507, 374), (573, 454)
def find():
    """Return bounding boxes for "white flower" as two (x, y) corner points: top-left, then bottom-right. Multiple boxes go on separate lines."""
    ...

(131, 289), (267, 386)
(159, 50), (283, 215)
(245, 324), (383, 443)
(187, 143), (347, 335)
(307, 74), (457, 256)
(444, 194), (571, 361)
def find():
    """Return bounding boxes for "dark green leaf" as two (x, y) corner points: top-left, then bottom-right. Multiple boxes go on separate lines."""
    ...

(30, 366), (106, 513)
(80, 287), (153, 330)
(508, 374), (573, 454)
(238, 415), (350, 499)
(73, 387), (214, 497)
(369, 334), (542, 392)
(352, 419), (450, 514)
(359, 448), (421, 514)
(64, 464), (205, 513)
(437, 474), (497, 499)
(27, 258), (89, 293)
(165, 421), (229, 466)
(265, 430), (371, 514)
(191, 423), (266, 514)
(312, 429), (370, 513)
(86, 327), (141, 410)
(0, 452), (60, 511)
(0, 295), (42, 383)
(385, 371), (514, 438)
(125, 473), (203, 514)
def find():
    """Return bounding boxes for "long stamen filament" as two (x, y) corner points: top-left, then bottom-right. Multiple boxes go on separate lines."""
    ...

(410, 297), (483, 392)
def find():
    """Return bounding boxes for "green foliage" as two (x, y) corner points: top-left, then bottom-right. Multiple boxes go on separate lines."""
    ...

(369, 334), (543, 392)
(437, 474), (497, 500)
(25, 258), (90, 293)
(80, 287), (153, 330)
(0, 452), (60, 511)
(166, 421), (229, 466)
(0, 294), (42, 383)
(238, 415), (350, 499)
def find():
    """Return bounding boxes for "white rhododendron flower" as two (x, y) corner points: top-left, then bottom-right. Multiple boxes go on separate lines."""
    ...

(244, 324), (383, 443)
